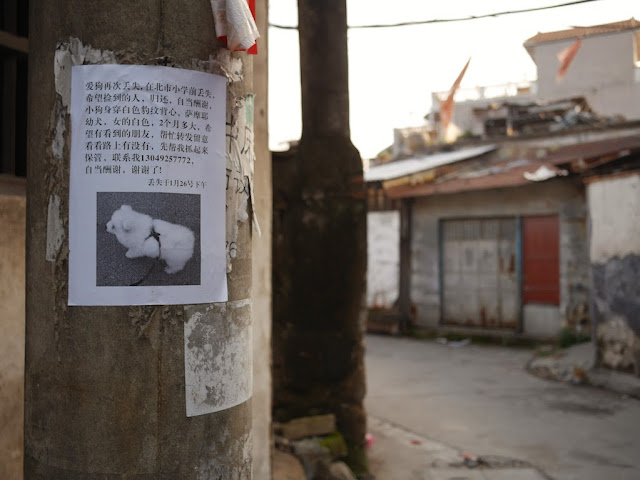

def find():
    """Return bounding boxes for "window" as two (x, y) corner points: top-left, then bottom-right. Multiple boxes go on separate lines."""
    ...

(0, 0), (29, 177)
(634, 31), (640, 68)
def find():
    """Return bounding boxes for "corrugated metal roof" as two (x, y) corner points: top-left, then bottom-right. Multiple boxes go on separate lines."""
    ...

(544, 134), (640, 168)
(524, 18), (640, 45)
(364, 144), (496, 183)
(384, 133), (640, 199)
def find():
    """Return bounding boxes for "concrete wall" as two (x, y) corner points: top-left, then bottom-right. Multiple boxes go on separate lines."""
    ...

(587, 173), (640, 373)
(251, 0), (273, 476)
(367, 210), (400, 308)
(452, 94), (536, 137)
(531, 31), (640, 120)
(410, 178), (588, 337)
(0, 180), (26, 480)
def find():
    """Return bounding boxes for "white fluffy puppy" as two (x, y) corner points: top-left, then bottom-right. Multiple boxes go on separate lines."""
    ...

(106, 205), (195, 274)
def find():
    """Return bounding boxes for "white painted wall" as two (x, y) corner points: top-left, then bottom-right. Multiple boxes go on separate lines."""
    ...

(587, 173), (640, 263)
(523, 305), (562, 338)
(530, 31), (640, 121)
(367, 211), (400, 309)
(587, 172), (640, 371)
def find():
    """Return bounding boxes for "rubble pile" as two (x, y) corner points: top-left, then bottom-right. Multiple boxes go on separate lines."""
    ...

(273, 414), (358, 480)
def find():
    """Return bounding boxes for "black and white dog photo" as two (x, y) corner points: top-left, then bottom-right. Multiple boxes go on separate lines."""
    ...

(96, 192), (201, 287)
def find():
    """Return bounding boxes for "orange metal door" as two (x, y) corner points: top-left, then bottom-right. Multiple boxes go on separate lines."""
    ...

(522, 215), (560, 305)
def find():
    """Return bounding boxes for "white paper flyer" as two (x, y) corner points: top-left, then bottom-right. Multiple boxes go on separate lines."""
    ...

(68, 65), (227, 306)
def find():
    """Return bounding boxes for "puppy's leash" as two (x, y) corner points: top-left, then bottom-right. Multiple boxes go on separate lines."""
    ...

(130, 228), (162, 287)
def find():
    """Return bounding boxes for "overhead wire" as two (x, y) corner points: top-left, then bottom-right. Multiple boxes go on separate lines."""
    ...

(269, 0), (606, 30)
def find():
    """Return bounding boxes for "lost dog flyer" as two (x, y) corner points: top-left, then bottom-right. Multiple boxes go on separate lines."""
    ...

(69, 65), (227, 306)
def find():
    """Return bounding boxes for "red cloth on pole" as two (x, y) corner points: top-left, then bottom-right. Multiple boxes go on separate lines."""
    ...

(440, 58), (471, 133)
(215, 0), (258, 55)
(556, 38), (582, 82)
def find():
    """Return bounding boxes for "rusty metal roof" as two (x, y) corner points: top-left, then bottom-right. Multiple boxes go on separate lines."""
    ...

(383, 133), (640, 199)
(364, 144), (496, 183)
(524, 18), (640, 45)
(544, 134), (640, 169)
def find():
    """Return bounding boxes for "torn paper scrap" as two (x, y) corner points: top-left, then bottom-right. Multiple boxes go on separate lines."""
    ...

(211, 0), (259, 54)
(523, 164), (569, 182)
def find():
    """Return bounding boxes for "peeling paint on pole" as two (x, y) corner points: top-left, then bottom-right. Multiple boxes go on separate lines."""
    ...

(190, 53), (258, 264)
(45, 195), (64, 262)
(54, 39), (254, 411)
(186, 52), (255, 416)
(184, 300), (253, 416)
(226, 96), (258, 256)
(54, 38), (117, 109)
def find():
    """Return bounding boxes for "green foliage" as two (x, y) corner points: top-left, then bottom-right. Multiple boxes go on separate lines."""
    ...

(319, 432), (348, 459)
(347, 444), (369, 479)
(556, 327), (591, 349)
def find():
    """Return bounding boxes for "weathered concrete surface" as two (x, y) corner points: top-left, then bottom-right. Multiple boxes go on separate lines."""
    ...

(410, 179), (588, 336)
(272, 0), (367, 475)
(588, 174), (640, 264)
(367, 210), (399, 309)
(592, 257), (640, 373)
(273, 450), (306, 480)
(529, 341), (640, 397)
(587, 174), (640, 373)
(251, 0), (272, 477)
(366, 334), (640, 480)
(272, 138), (368, 473)
(0, 186), (26, 480)
(367, 415), (459, 479)
(25, 1), (256, 478)
(328, 461), (358, 480)
(531, 28), (640, 124)
(367, 415), (547, 480)
(281, 414), (336, 441)
(528, 342), (595, 384)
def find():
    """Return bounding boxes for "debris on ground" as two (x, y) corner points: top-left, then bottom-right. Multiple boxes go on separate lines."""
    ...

(449, 338), (471, 348)
(462, 452), (479, 468)
(364, 433), (375, 449)
(528, 341), (640, 398)
(436, 337), (471, 347)
(528, 342), (595, 384)
(273, 414), (361, 480)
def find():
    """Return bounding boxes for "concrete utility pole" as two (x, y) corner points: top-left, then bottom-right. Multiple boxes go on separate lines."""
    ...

(273, 0), (368, 474)
(25, 1), (254, 478)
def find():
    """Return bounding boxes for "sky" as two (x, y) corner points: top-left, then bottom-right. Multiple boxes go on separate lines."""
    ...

(268, 0), (640, 159)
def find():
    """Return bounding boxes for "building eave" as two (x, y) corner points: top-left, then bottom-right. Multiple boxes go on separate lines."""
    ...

(383, 130), (640, 200)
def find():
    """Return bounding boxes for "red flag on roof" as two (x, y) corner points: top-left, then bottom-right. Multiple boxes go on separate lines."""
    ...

(440, 58), (471, 134)
(556, 37), (582, 83)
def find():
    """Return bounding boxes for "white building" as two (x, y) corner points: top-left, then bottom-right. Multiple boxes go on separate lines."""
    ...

(525, 18), (640, 121)
(428, 18), (640, 140)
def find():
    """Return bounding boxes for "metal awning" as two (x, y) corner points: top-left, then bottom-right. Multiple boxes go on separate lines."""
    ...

(364, 144), (497, 183)
(383, 132), (640, 199)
